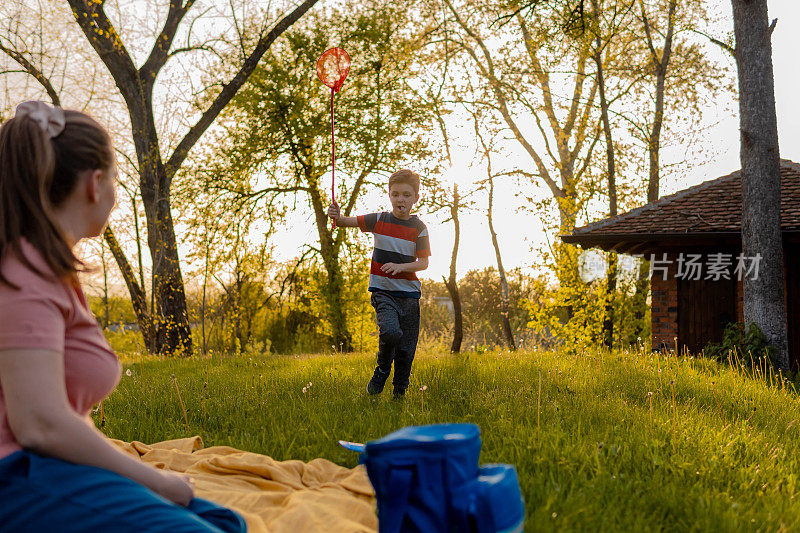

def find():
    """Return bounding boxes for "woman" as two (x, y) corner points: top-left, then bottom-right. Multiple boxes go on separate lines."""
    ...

(0, 101), (246, 532)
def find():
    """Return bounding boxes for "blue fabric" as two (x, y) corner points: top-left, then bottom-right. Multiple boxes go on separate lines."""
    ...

(475, 465), (525, 532)
(362, 424), (480, 533)
(0, 450), (247, 533)
(360, 424), (525, 533)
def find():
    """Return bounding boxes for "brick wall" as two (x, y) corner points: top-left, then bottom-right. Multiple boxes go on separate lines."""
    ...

(651, 253), (678, 352)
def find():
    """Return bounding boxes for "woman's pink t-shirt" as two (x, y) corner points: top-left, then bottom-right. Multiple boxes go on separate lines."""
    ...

(0, 239), (121, 459)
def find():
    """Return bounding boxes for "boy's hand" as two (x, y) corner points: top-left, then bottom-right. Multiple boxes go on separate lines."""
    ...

(327, 202), (341, 221)
(381, 263), (406, 276)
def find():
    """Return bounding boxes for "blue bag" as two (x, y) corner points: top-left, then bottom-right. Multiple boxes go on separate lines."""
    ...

(354, 423), (524, 533)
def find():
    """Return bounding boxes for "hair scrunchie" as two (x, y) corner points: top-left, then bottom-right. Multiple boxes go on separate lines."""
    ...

(14, 100), (66, 139)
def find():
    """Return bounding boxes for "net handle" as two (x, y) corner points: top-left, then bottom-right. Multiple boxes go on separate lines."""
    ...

(330, 86), (336, 229)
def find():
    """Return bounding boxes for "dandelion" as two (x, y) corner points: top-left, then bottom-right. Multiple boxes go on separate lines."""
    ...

(302, 387), (308, 393)
(125, 368), (132, 377)
(420, 385), (428, 392)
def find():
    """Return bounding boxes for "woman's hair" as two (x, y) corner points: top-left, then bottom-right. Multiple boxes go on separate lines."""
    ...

(0, 102), (113, 288)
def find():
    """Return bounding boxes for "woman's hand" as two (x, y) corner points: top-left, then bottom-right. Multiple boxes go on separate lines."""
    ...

(154, 471), (195, 506)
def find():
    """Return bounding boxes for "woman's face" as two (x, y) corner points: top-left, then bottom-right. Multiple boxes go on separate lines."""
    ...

(89, 163), (117, 237)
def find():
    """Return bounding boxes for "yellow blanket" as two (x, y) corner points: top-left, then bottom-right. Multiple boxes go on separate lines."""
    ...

(111, 437), (378, 533)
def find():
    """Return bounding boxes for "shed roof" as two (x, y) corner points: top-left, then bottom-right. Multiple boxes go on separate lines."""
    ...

(561, 160), (800, 254)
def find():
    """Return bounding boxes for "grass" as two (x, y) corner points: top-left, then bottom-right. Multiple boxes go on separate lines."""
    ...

(97, 346), (800, 532)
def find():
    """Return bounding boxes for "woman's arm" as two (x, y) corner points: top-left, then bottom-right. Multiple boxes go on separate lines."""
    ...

(0, 348), (194, 505)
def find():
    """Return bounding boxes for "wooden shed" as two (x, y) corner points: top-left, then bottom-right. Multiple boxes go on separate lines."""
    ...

(561, 160), (800, 368)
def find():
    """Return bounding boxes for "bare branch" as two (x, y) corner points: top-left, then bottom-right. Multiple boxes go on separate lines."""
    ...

(691, 29), (736, 58)
(0, 43), (60, 105)
(164, 0), (321, 184)
(139, 1), (196, 82)
(168, 44), (222, 60)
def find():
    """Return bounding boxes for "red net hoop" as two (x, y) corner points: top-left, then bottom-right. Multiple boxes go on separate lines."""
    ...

(316, 47), (351, 93)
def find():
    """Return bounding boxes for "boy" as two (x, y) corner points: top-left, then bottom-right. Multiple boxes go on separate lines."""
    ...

(327, 169), (431, 398)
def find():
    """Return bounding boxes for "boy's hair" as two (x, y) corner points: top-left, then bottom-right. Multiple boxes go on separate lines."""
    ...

(388, 169), (420, 194)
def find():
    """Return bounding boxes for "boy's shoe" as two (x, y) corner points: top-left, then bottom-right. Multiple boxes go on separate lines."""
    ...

(367, 368), (389, 395)
(391, 388), (406, 400)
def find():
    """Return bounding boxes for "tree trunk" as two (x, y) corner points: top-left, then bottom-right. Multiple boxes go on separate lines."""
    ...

(131, 191), (147, 294)
(644, 0), (676, 202)
(633, 0), (676, 343)
(592, 0), (618, 349)
(103, 227), (157, 352)
(731, 0), (789, 370)
(101, 238), (109, 329)
(446, 185), (463, 353)
(603, 255), (618, 349)
(631, 260), (650, 344)
(323, 251), (353, 352)
(311, 169), (354, 352)
(202, 235), (210, 356)
(488, 175), (515, 350)
(234, 260), (243, 352)
(152, 191), (193, 356)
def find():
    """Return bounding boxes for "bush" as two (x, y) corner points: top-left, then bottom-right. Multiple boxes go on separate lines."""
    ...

(704, 322), (776, 368)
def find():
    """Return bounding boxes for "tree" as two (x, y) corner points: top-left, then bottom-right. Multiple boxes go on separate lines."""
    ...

(199, 1), (436, 350)
(63, 0), (320, 355)
(730, 1), (788, 370)
(472, 114), (515, 350)
(443, 184), (464, 352)
(588, 0), (623, 349)
(444, 0), (600, 237)
(639, 0), (675, 203)
(424, 89), (466, 354)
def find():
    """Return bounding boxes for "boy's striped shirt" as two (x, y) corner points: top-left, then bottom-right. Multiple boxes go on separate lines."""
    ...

(357, 212), (431, 298)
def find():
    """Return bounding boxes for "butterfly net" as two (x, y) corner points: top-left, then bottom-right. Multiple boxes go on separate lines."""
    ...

(316, 48), (351, 93)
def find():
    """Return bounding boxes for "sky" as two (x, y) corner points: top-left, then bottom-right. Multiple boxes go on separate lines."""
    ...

(261, 0), (800, 284)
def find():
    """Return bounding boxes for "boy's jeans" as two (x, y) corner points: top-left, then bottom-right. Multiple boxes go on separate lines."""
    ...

(371, 291), (420, 393)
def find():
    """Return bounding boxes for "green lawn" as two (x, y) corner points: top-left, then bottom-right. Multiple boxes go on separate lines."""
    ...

(97, 347), (800, 532)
